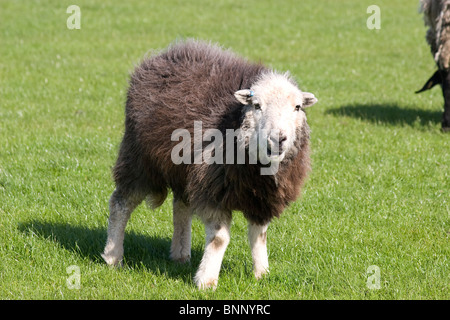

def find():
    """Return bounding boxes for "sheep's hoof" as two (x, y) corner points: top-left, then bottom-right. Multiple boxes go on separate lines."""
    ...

(194, 271), (218, 290)
(101, 252), (123, 268)
(195, 278), (218, 291)
(254, 269), (269, 280)
(171, 256), (191, 264)
(169, 251), (191, 264)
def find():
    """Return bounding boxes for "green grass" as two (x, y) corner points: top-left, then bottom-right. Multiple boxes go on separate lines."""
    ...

(0, 0), (448, 299)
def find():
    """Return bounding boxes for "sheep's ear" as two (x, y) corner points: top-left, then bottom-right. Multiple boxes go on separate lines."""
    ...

(302, 92), (318, 108)
(234, 89), (253, 105)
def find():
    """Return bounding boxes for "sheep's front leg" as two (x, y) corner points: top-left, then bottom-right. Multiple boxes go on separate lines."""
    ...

(102, 189), (144, 266)
(194, 214), (232, 290)
(170, 199), (192, 263)
(248, 222), (269, 279)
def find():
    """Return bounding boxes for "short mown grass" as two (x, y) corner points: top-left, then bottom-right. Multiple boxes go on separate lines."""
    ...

(0, 0), (448, 299)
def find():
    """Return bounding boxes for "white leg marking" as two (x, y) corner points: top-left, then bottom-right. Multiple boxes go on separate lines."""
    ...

(170, 199), (192, 263)
(248, 222), (269, 279)
(194, 214), (231, 290)
(101, 189), (143, 266)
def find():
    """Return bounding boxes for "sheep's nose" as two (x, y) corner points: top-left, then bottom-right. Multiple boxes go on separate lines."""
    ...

(268, 133), (287, 155)
(279, 134), (287, 146)
(272, 134), (287, 147)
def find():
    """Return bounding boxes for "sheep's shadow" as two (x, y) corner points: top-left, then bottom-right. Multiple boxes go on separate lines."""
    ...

(327, 103), (442, 127)
(18, 220), (201, 282)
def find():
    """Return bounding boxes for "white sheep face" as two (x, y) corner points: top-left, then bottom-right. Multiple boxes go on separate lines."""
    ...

(234, 72), (317, 164)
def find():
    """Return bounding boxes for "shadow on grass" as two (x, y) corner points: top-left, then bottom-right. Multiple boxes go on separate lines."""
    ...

(18, 220), (201, 283)
(327, 103), (442, 128)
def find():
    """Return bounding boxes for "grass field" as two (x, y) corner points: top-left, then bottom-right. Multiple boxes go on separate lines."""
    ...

(0, 0), (448, 299)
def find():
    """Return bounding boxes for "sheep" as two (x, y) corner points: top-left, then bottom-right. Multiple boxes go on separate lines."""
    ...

(416, 0), (450, 131)
(101, 40), (317, 289)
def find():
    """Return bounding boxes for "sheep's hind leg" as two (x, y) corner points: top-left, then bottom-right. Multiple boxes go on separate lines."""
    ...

(248, 222), (269, 279)
(102, 189), (144, 267)
(170, 199), (193, 263)
(194, 212), (232, 290)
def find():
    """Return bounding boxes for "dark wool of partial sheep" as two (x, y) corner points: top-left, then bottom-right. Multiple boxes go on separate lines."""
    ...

(101, 40), (318, 289)
(417, 0), (450, 131)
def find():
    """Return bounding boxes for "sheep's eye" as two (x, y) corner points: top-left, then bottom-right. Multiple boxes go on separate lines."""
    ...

(254, 103), (261, 110)
(295, 105), (301, 111)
